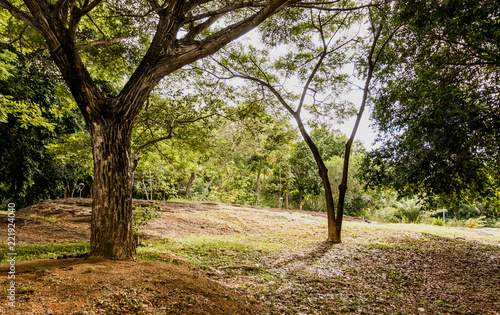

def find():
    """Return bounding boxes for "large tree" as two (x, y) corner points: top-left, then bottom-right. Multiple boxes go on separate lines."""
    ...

(0, 0), (300, 259)
(361, 0), (500, 206)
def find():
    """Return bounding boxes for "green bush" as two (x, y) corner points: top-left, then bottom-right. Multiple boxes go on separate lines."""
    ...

(133, 202), (161, 232)
(394, 198), (423, 223)
(483, 218), (500, 228)
(445, 218), (466, 227)
(376, 207), (401, 223)
(432, 217), (445, 226)
(448, 204), (480, 220)
(476, 199), (500, 219)
(465, 216), (486, 228)
(344, 192), (370, 218)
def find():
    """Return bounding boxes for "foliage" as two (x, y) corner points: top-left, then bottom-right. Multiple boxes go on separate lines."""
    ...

(448, 204), (481, 220)
(344, 192), (370, 218)
(375, 207), (401, 223)
(465, 216), (486, 229)
(393, 198), (423, 223)
(362, 0), (500, 206)
(432, 218), (444, 226)
(0, 48), (87, 207)
(133, 203), (161, 233)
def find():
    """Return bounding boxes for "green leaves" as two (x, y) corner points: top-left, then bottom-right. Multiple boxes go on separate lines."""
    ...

(363, 0), (500, 206)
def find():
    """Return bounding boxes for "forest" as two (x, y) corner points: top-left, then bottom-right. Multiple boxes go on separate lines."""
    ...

(0, 0), (499, 314)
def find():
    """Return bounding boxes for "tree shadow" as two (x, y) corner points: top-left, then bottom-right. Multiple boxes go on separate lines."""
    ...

(272, 241), (335, 270)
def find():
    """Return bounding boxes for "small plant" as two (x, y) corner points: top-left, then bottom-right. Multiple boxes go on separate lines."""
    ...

(133, 202), (161, 232)
(86, 266), (95, 273)
(465, 216), (486, 228)
(394, 198), (423, 223)
(432, 217), (445, 226)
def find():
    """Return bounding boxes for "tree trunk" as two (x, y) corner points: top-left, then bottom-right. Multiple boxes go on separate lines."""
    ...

(185, 172), (196, 197)
(89, 119), (136, 260)
(299, 195), (302, 211)
(294, 115), (341, 243)
(253, 158), (263, 205)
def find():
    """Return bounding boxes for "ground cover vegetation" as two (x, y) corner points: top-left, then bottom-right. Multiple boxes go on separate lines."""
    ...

(0, 199), (499, 314)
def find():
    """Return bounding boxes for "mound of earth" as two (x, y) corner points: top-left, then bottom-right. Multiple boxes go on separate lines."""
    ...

(0, 257), (257, 315)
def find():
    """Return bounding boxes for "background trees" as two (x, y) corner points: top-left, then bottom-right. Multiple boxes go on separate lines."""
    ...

(361, 0), (500, 210)
(0, 48), (88, 207)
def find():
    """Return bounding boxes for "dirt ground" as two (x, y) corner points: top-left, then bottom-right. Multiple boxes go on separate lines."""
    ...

(0, 198), (499, 314)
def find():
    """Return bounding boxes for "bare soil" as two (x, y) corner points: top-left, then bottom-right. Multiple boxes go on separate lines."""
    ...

(0, 198), (499, 314)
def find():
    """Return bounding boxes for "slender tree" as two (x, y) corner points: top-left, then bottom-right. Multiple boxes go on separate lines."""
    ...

(197, 2), (400, 242)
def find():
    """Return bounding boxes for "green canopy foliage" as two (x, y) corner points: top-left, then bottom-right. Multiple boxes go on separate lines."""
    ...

(361, 0), (500, 206)
(0, 48), (88, 207)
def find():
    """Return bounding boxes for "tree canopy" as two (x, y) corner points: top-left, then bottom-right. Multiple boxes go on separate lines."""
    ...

(361, 0), (500, 206)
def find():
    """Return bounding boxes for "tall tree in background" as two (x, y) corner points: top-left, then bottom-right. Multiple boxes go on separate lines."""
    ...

(201, 2), (399, 242)
(361, 0), (500, 206)
(0, 0), (296, 259)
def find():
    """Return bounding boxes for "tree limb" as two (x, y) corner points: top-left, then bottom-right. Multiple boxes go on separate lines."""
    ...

(77, 36), (129, 50)
(0, 0), (39, 31)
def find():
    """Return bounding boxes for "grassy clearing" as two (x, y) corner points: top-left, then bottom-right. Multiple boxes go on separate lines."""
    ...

(138, 212), (499, 314)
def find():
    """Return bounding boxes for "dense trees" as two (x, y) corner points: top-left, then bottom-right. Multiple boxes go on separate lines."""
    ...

(0, 49), (87, 207)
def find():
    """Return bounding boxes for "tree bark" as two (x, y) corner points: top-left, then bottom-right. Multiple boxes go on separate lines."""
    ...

(88, 117), (136, 260)
(294, 115), (340, 243)
(185, 172), (196, 197)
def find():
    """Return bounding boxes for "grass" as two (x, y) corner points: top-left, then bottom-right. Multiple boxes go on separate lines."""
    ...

(29, 214), (58, 223)
(137, 213), (499, 314)
(0, 242), (89, 263)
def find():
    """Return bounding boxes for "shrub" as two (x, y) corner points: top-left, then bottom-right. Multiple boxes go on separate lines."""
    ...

(394, 198), (422, 223)
(133, 202), (161, 232)
(344, 192), (370, 218)
(376, 207), (401, 223)
(432, 217), (445, 226)
(483, 218), (500, 228)
(465, 216), (486, 228)
(445, 218), (466, 227)
(448, 204), (480, 220)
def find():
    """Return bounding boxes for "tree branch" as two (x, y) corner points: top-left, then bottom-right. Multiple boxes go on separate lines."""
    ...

(0, 0), (39, 31)
(77, 36), (129, 50)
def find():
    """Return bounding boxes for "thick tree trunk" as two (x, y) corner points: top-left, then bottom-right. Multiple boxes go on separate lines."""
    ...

(88, 119), (136, 260)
